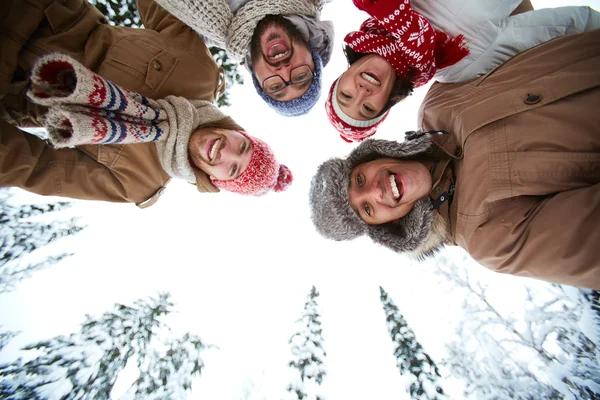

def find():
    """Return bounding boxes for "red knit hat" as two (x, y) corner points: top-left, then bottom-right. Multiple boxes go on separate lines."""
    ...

(325, 76), (390, 143)
(211, 131), (293, 196)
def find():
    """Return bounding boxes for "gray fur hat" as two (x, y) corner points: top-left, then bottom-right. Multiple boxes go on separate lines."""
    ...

(309, 134), (445, 257)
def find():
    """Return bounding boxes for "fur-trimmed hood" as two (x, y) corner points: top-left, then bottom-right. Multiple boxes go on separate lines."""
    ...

(309, 133), (449, 259)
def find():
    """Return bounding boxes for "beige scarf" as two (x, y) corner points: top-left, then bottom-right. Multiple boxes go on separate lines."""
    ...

(155, 0), (329, 61)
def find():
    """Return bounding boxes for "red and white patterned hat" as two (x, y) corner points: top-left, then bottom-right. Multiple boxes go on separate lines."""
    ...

(325, 76), (390, 143)
(211, 131), (293, 196)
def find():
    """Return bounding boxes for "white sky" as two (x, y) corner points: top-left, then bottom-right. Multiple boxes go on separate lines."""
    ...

(1, 0), (598, 399)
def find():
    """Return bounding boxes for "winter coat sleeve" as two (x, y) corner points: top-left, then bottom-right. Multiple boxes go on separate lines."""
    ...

(136, 0), (184, 32)
(0, 120), (170, 206)
(136, 0), (209, 49)
(464, 189), (600, 289)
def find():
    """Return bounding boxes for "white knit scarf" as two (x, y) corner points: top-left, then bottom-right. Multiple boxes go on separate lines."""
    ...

(155, 0), (330, 62)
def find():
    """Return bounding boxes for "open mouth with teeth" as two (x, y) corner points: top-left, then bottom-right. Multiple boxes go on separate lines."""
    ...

(389, 173), (403, 201)
(361, 72), (381, 86)
(267, 43), (290, 61)
(207, 138), (222, 162)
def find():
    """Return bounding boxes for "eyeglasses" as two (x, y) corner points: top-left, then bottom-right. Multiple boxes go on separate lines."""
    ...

(262, 65), (314, 95)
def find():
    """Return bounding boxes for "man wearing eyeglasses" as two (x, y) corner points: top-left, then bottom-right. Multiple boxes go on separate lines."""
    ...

(155, 0), (334, 117)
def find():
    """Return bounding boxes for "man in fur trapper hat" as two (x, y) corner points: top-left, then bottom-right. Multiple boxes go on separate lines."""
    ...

(309, 29), (600, 290)
(155, 0), (334, 117)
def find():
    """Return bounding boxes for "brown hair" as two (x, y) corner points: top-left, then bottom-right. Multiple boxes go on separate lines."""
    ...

(343, 46), (414, 117)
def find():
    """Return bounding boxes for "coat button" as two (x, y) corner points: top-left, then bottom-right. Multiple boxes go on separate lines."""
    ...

(525, 94), (541, 105)
(152, 60), (162, 71)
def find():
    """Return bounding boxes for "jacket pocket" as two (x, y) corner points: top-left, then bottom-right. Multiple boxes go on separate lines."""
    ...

(103, 38), (177, 94)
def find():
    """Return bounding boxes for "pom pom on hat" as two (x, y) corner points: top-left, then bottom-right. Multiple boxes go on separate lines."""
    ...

(251, 47), (323, 117)
(211, 131), (293, 196)
(325, 76), (389, 143)
(273, 164), (293, 192)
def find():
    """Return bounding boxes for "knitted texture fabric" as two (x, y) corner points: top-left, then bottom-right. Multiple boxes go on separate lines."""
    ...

(250, 47), (323, 117)
(309, 134), (445, 257)
(325, 0), (469, 141)
(26, 53), (225, 185)
(155, 0), (328, 62)
(211, 131), (293, 196)
(348, 0), (469, 88)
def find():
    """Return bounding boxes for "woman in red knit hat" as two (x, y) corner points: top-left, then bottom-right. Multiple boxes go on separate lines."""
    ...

(326, 0), (600, 143)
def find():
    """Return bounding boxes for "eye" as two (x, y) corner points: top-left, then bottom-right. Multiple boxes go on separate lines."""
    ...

(292, 72), (308, 83)
(341, 92), (352, 99)
(363, 104), (375, 113)
(240, 142), (246, 154)
(230, 164), (238, 178)
(356, 174), (364, 187)
(269, 83), (283, 92)
(364, 203), (371, 217)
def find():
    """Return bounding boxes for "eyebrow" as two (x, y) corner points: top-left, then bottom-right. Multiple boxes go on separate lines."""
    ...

(358, 109), (372, 119)
(273, 87), (290, 100)
(297, 80), (311, 92)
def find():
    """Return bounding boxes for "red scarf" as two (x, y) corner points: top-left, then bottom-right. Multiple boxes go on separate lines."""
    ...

(345, 0), (469, 88)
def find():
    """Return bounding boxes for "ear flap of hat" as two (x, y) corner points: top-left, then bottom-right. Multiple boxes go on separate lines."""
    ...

(309, 158), (367, 241)
(366, 199), (433, 255)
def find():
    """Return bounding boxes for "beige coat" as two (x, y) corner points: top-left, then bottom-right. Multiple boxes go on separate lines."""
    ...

(0, 0), (221, 207)
(419, 30), (600, 289)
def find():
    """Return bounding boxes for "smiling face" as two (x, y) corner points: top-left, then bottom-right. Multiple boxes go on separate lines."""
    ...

(251, 15), (315, 102)
(188, 128), (253, 181)
(348, 158), (432, 225)
(337, 54), (397, 120)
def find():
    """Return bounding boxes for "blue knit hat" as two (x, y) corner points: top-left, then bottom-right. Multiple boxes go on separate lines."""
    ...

(251, 47), (323, 117)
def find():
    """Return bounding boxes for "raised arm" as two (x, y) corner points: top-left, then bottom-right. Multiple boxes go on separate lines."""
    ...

(150, 0), (229, 49)
(136, 0), (183, 32)
(0, 120), (170, 207)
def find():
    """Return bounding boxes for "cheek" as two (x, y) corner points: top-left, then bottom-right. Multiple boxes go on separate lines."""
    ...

(372, 92), (390, 109)
(252, 62), (269, 83)
(338, 74), (352, 92)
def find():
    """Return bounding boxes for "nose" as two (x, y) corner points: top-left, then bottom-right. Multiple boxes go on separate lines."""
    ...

(354, 178), (382, 205)
(219, 142), (238, 162)
(368, 176), (382, 202)
(277, 63), (292, 81)
(357, 83), (371, 94)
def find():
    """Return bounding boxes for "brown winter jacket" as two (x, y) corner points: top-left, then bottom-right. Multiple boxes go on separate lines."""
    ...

(0, 0), (222, 207)
(418, 29), (600, 289)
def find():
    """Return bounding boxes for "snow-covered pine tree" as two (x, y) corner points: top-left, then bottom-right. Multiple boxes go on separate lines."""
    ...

(0, 328), (23, 398)
(0, 190), (83, 293)
(435, 254), (600, 400)
(0, 293), (173, 399)
(286, 286), (327, 400)
(124, 332), (209, 400)
(379, 286), (447, 400)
